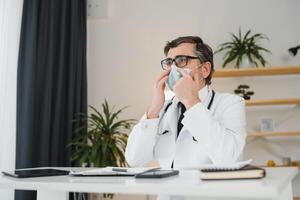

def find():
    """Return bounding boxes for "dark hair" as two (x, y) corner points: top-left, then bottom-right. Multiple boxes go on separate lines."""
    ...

(164, 36), (214, 85)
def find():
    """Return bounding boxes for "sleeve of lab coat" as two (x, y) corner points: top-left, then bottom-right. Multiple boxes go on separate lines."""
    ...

(125, 115), (159, 167)
(182, 96), (246, 164)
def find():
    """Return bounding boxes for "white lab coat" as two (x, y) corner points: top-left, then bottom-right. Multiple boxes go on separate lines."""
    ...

(125, 86), (246, 169)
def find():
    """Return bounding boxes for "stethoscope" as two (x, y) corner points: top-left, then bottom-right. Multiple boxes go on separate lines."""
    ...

(157, 89), (215, 136)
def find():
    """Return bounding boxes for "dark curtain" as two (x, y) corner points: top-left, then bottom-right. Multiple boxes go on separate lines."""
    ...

(16, 0), (87, 200)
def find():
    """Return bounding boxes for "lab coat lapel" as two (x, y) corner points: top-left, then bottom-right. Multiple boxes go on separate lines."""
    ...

(177, 86), (211, 141)
(163, 98), (179, 140)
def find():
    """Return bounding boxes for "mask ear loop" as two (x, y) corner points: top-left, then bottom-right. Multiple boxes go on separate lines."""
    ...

(196, 63), (205, 82)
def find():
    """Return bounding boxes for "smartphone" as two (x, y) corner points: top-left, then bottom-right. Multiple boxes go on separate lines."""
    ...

(135, 170), (179, 178)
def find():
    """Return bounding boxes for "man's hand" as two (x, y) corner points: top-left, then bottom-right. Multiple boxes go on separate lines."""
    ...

(173, 69), (200, 109)
(147, 68), (171, 119)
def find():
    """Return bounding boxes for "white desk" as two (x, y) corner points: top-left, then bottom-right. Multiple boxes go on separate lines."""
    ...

(0, 167), (298, 200)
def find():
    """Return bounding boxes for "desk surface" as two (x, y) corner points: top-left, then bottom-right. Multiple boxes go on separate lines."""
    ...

(0, 167), (298, 198)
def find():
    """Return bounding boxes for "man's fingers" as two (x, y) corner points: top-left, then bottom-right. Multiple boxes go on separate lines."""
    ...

(157, 76), (168, 88)
(156, 68), (171, 83)
(177, 68), (193, 80)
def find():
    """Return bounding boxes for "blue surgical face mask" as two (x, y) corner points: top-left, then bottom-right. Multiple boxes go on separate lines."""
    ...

(167, 65), (192, 91)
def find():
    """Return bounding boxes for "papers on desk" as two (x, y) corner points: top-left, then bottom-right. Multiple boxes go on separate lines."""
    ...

(69, 167), (159, 176)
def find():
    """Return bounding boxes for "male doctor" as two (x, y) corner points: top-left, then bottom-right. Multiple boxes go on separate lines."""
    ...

(125, 36), (246, 169)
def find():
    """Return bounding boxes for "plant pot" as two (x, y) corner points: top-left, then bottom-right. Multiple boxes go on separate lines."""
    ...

(90, 193), (113, 200)
(239, 56), (255, 68)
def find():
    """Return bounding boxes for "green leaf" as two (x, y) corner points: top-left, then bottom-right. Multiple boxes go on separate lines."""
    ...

(222, 51), (238, 68)
(243, 29), (251, 41)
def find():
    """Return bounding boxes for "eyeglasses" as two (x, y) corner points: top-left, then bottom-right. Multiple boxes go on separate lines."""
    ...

(161, 55), (200, 70)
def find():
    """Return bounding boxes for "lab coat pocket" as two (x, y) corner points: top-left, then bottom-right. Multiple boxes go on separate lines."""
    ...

(192, 136), (198, 142)
(154, 129), (175, 164)
(160, 130), (169, 135)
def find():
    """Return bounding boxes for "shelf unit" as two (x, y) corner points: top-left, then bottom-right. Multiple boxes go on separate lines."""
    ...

(245, 98), (300, 106)
(214, 66), (300, 77)
(258, 165), (300, 169)
(247, 131), (300, 138)
(214, 66), (300, 137)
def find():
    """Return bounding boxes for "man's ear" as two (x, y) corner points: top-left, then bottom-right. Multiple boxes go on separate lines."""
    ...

(201, 62), (211, 79)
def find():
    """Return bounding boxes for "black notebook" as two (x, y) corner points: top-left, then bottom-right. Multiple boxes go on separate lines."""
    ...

(200, 165), (266, 180)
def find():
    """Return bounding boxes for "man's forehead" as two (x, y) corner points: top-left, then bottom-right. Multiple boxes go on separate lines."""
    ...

(167, 43), (196, 58)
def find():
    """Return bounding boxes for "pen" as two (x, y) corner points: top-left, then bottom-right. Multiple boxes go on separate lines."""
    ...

(112, 168), (128, 172)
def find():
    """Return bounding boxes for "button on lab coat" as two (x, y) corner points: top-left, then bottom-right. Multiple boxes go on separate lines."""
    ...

(125, 86), (246, 169)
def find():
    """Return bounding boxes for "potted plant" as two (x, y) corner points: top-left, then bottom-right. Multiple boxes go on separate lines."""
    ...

(234, 84), (255, 100)
(215, 28), (271, 68)
(69, 100), (135, 200)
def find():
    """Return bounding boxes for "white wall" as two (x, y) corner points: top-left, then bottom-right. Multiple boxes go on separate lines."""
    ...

(87, 0), (300, 196)
(87, 0), (300, 118)
(0, 0), (23, 199)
